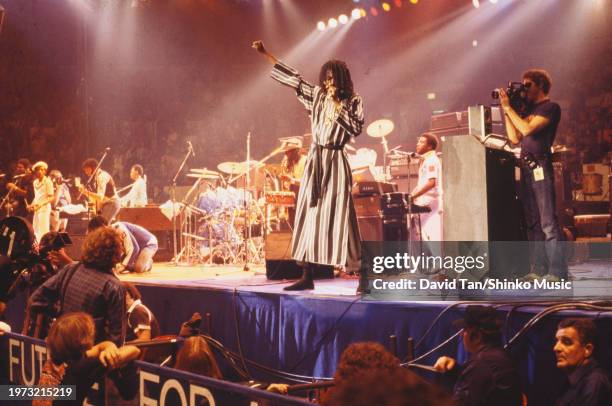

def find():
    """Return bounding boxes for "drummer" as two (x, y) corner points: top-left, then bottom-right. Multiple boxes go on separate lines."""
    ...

(279, 137), (306, 226)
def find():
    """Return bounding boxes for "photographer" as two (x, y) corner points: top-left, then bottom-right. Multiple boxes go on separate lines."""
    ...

(500, 69), (567, 281)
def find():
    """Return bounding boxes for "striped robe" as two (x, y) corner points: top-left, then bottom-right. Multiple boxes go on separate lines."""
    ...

(271, 61), (364, 267)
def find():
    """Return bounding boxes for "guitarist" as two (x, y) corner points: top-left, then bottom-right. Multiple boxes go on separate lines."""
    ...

(3, 158), (34, 219)
(78, 158), (121, 222)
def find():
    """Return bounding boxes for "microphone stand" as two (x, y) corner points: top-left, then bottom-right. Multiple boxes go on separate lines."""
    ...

(243, 132), (251, 272)
(77, 149), (110, 218)
(171, 144), (194, 264)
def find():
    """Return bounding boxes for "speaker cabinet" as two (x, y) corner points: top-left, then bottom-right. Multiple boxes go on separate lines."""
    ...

(442, 135), (521, 241)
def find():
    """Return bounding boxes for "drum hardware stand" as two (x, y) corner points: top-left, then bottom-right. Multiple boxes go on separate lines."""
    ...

(170, 141), (195, 265)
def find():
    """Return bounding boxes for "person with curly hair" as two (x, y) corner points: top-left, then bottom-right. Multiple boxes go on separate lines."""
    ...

(29, 227), (126, 344)
(35, 312), (140, 406)
(253, 40), (364, 291)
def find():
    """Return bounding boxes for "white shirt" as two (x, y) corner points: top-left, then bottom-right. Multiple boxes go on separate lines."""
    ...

(32, 176), (54, 212)
(414, 150), (441, 207)
(121, 176), (147, 207)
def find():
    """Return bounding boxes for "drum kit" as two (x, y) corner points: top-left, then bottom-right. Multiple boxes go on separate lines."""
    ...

(174, 119), (417, 266)
(174, 138), (302, 266)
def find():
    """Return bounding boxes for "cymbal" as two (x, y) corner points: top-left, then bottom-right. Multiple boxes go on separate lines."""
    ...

(218, 160), (262, 175)
(367, 119), (394, 138)
(190, 168), (220, 176)
(187, 173), (219, 180)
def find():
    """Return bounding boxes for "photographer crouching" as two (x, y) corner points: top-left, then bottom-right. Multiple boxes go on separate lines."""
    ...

(499, 69), (567, 281)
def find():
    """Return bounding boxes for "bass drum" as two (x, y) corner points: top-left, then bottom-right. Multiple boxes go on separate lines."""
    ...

(0, 216), (35, 259)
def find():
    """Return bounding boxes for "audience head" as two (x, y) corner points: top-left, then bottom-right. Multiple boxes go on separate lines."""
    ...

(554, 318), (597, 372)
(174, 336), (222, 379)
(87, 215), (109, 233)
(81, 226), (124, 272)
(46, 312), (95, 365)
(333, 342), (401, 383)
(324, 368), (454, 406)
(454, 305), (503, 352)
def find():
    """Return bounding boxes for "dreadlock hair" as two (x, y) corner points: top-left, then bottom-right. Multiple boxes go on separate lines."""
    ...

(319, 59), (355, 102)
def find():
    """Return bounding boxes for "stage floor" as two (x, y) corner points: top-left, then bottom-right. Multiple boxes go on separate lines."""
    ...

(119, 262), (360, 297)
(118, 259), (612, 299)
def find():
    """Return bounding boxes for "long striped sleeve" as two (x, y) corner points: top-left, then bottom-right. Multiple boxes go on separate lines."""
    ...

(337, 94), (364, 137)
(270, 61), (316, 112)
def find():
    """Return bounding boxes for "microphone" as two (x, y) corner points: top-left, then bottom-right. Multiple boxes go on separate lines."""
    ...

(187, 141), (195, 157)
(409, 152), (421, 159)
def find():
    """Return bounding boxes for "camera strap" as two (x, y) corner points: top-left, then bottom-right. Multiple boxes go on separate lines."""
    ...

(59, 261), (81, 315)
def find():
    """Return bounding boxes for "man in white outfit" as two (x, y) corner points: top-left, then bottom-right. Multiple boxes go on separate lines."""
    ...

(29, 161), (54, 242)
(410, 132), (443, 241)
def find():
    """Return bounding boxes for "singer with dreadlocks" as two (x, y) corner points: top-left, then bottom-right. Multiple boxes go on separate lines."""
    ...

(253, 40), (364, 291)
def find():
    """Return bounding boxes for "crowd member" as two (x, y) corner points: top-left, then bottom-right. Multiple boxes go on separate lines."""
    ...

(88, 215), (158, 274)
(34, 312), (139, 406)
(28, 161), (54, 242)
(324, 369), (454, 406)
(554, 318), (611, 406)
(324, 342), (452, 406)
(122, 282), (160, 342)
(120, 164), (148, 207)
(174, 336), (223, 379)
(433, 305), (522, 406)
(28, 227), (126, 344)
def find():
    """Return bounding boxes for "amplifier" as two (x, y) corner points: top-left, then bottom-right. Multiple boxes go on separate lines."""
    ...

(352, 181), (397, 197)
(354, 196), (381, 217)
(430, 110), (468, 131)
(117, 206), (173, 230)
(117, 206), (176, 261)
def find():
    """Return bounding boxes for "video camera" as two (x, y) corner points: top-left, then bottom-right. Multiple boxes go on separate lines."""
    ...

(0, 217), (72, 302)
(492, 81), (529, 112)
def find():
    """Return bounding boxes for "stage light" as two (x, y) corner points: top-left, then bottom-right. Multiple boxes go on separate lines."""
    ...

(338, 14), (349, 24)
(351, 8), (362, 19)
(472, 0), (480, 8)
(360, 8), (367, 17)
(394, 0), (403, 7)
(472, 40), (478, 47)
(489, 0), (498, 3)
(370, 6), (379, 16)
(328, 17), (338, 28)
(427, 93), (436, 100)
(410, 0), (418, 4)
(382, 2), (391, 12)
(317, 21), (326, 31)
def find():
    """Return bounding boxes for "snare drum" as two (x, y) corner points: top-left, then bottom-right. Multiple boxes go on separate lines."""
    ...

(265, 191), (295, 206)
